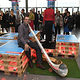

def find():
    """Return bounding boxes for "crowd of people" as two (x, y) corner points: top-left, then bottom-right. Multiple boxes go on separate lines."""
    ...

(0, 8), (80, 34)
(0, 8), (80, 46)
(0, 8), (80, 44)
(0, 8), (43, 33)
(55, 9), (80, 35)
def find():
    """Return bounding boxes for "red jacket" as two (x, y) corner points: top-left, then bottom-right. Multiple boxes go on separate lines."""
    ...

(43, 8), (55, 24)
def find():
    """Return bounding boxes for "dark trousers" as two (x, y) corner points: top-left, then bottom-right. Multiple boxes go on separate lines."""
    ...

(45, 21), (53, 42)
(15, 23), (20, 32)
(64, 32), (69, 35)
(18, 41), (42, 64)
(55, 25), (61, 35)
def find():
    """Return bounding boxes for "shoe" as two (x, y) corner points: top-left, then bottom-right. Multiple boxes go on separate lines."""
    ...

(28, 61), (33, 68)
(36, 63), (45, 70)
(40, 39), (45, 42)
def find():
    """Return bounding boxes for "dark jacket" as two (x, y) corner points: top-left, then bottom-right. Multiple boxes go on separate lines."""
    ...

(64, 15), (73, 32)
(4, 13), (10, 28)
(9, 15), (16, 27)
(0, 13), (5, 28)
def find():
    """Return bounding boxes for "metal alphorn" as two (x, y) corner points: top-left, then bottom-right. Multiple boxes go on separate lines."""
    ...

(28, 24), (68, 77)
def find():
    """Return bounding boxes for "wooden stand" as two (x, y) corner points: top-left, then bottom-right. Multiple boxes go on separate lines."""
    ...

(0, 51), (28, 77)
(29, 31), (40, 42)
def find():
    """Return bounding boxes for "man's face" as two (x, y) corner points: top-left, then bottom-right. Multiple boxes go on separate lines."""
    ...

(21, 10), (24, 14)
(67, 13), (70, 16)
(24, 17), (30, 24)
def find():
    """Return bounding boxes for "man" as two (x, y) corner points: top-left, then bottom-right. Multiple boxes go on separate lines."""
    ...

(37, 11), (43, 30)
(32, 8), (38, 30)
(55, 11), (63, 35)
(43, 7), (55, 44)
(15, 10), (21, 32)
(18, 13), (45, 69)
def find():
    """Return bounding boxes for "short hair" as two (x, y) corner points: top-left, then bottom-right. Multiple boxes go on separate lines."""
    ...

(22, 9), (25, 11)
(11, 9), (14, 12)
(67, 11), (70, 14)
(65, 9), (68, 12)
(23, 12), (29, 20)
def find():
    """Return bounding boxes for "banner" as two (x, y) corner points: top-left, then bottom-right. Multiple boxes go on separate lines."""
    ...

(48, 1), (55, 8)
(12, 0), (19, 14)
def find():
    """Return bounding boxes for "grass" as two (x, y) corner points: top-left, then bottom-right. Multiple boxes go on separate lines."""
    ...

(26, 58), (80, 78)
(61, 59), (80, 78)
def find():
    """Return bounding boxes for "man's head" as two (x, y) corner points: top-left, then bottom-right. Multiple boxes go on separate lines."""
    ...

(32, 8), (35, 13)
(65, 9), (68, 13)
(10, 10), (14, 15)
(24, 13), (30, 24)
(57, 11), (60, 16)
(21, 9), (25, 14)
(67, 11), (70, 16)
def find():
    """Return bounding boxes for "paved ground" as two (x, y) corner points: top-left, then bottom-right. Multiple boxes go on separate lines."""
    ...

(0, 28), (80, 80)
(0, 73), (80, 80)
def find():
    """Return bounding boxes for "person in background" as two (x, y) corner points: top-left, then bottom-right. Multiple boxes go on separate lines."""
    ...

(43, 7), (55, 44)
(18, 13), (45, 69)
(37, 11), (43, 30)
(0, 11), (5, 32)
(32, 8), (38, 30)
(72, 12), (77, 29)
(62, 9), (68, 29)
(63, 9), (68, 18)
(76, 12), (80, 29)
(55, 11), (63, 35)
(64, 11), (72, 35)
(0, 11), (2, 29)
(21, 9), (26, 23)
(9, 9), (16, 32)
(15, 10), (21, 32)
(29, 10), (34, 30)
(4, 11), (10, 32)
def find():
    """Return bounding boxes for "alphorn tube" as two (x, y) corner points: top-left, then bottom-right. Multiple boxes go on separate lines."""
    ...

(28, 24), (68, 77)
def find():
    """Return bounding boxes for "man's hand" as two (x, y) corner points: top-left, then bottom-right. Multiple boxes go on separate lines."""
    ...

(24, 44), (30, 51)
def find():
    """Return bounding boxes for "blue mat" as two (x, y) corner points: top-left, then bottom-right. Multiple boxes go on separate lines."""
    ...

(0, 40), (24, 56)
(0, 33), (18, 40)
(29, 31), (40, 37)
(57, 35), (79, 43)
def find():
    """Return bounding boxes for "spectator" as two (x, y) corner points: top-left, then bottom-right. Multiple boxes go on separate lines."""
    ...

(0, 11), (5, 32)
(32, 8), (38, 30)
(4, 11), (10, 32)
(37, 11), (43, 30)
(64, 11), (72, 35)
(76, 12), (80, 29)
(55, 11), (63, 35)
(21, 9), (26, 23)
(15, 10), (21, 32)
(29, 10), (34, 30)
(9, 10), (16, 32)
(43, 7), (55, 43)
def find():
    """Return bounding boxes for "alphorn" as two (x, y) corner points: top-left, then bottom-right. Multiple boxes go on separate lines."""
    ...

(28, 24), (68, 77)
